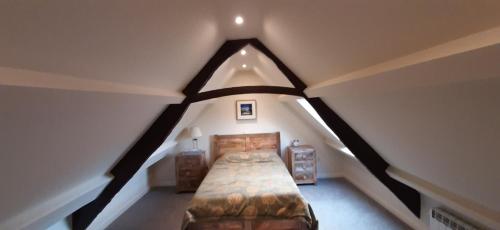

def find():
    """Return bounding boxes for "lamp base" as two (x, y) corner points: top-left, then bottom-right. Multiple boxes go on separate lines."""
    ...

(192, 138), (199, 150)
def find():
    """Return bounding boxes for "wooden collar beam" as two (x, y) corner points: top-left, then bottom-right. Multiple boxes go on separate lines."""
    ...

(189, 86), (303, 103)
(73, 39), (420, 230)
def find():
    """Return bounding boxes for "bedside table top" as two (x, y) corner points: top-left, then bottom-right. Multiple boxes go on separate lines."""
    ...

(179, 150), (205, 156)
(288, 145), (314, 150)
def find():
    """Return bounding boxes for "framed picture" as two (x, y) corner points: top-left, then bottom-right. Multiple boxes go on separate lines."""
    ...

(236, 100), (257, 120)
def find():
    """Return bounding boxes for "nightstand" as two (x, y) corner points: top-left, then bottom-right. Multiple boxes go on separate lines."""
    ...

(286, 145), (317, 184)
(175, 150), (208, 193)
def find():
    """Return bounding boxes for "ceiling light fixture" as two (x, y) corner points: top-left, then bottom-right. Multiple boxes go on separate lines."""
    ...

(242, 64), (247, 68)
(240, 49), (247, 56)
(235, 16), (244, 25)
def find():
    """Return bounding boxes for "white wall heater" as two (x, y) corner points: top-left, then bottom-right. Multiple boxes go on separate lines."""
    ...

(430, 208), (479, 230)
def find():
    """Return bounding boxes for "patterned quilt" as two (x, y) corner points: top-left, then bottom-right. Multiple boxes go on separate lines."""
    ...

(182, 150), (312, 229)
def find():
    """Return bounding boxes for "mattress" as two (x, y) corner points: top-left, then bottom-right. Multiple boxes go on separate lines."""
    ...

(182, 150), (312, 229)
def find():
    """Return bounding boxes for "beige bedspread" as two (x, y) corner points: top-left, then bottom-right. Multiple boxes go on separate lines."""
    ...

(182, 150), (312, 229)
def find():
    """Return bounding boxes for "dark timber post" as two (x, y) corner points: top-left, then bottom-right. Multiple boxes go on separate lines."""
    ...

(73, 39), (420, 230)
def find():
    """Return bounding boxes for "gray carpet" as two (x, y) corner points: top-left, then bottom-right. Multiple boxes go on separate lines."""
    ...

(108, 178), (410, 230)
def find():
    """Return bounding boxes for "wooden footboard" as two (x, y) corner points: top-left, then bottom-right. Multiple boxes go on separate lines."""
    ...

(186, 219), (308, 230)
(308, 204), (319, 230)
(185, 205), (318, 230)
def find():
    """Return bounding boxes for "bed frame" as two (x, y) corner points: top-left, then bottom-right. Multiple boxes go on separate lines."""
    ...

(213, 132), (281, 159)
(186, 132), (318, 230)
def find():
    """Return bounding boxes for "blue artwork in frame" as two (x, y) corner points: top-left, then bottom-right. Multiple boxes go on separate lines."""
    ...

(236, 100), (257, 120)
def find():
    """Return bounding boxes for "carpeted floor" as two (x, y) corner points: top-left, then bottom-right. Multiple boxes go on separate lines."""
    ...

(108, 178), (410, 230)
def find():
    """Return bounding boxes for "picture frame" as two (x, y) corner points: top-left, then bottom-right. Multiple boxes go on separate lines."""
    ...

(236, 100), (257, 120)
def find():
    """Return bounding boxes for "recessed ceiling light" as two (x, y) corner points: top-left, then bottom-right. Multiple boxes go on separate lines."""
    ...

(242, 64), (247, 68)
(240, 49), (247, 56)
(235, 16), (244, 25)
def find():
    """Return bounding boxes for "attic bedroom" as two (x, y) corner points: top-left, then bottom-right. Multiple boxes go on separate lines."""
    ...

(1, 1), (500, 230)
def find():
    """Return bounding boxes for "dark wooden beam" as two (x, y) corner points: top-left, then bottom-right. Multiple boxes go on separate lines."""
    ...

(189, 86), (303, 103)
(182, 39), (253, 96)
(73, 38), (420, 229)
(248, 39), (307, 91)
(247, 39), (421, 216)
(72, 102), (190, 230)
(183, 38), (308, 95)
(305, 97), (421, 216)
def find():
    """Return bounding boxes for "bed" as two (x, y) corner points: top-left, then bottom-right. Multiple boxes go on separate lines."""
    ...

(182, 132), (318, 230)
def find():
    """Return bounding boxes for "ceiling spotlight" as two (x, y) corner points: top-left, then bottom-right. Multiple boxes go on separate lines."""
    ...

(240, 49), (247, 56)
(235, 16), (244, 25)
(242, 64), (247, 68)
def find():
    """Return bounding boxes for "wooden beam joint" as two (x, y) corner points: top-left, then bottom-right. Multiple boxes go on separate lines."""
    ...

(72, 38), (420, 230)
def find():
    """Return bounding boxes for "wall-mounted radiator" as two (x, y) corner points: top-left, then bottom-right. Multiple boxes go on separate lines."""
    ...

(430, 208), (479, 230)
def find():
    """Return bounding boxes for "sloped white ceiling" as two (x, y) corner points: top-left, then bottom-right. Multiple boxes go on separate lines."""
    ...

(0, 0), (224, 91)
(258, 0), (500, 85)
(201, 45), (293, 92)
(2, 0), (500, 89)
(315, 44), (500, 213)
(1, 0), (500, 227)
(0, 85), (166, 223)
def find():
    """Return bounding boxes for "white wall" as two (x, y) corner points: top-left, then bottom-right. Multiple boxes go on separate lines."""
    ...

(342, 151), (500, 229)
(87, 169), (150, 230)
(339, 154), (427, 230)
(46, 217), (71, 230)
(150, 71), (342, 186)
(325, 43), (500, 215)
(45, 169), (150, 230)
(320, 76), (500, 212)
(148, 100), (213, 187)
(313, 44), (500, 229)
(0, 85), (167, 227)
(190, 94), (340, 173)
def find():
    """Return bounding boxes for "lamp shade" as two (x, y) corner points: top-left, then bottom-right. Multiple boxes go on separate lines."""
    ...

(190, 126), (202, 138)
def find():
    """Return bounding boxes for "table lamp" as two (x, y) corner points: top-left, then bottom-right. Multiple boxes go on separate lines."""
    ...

(190, 126), (202, 150)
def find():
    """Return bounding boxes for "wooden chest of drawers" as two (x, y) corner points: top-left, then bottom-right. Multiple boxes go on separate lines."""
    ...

(286, 145), (317, 184)
(175, 150), (208, 192)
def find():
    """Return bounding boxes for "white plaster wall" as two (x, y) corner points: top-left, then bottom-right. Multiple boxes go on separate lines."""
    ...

(187, 93), (340, 175)
(148, 101), (212, 187)
(88, 169), (150, 230)
(46, 169), (150, 230)
(149, 153), (178, 187)
(342, 152), (496, 229)
(339, 154), (427, 230)
(320, 76), (500, 213)
(151, 72), (342, 186)
(46, 218), (71, 230)
(307, 42), (500, 229)
(0, 85), (165, 226)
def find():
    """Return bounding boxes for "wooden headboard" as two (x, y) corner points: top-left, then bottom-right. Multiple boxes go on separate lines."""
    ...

(213, 132), (281, 159)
